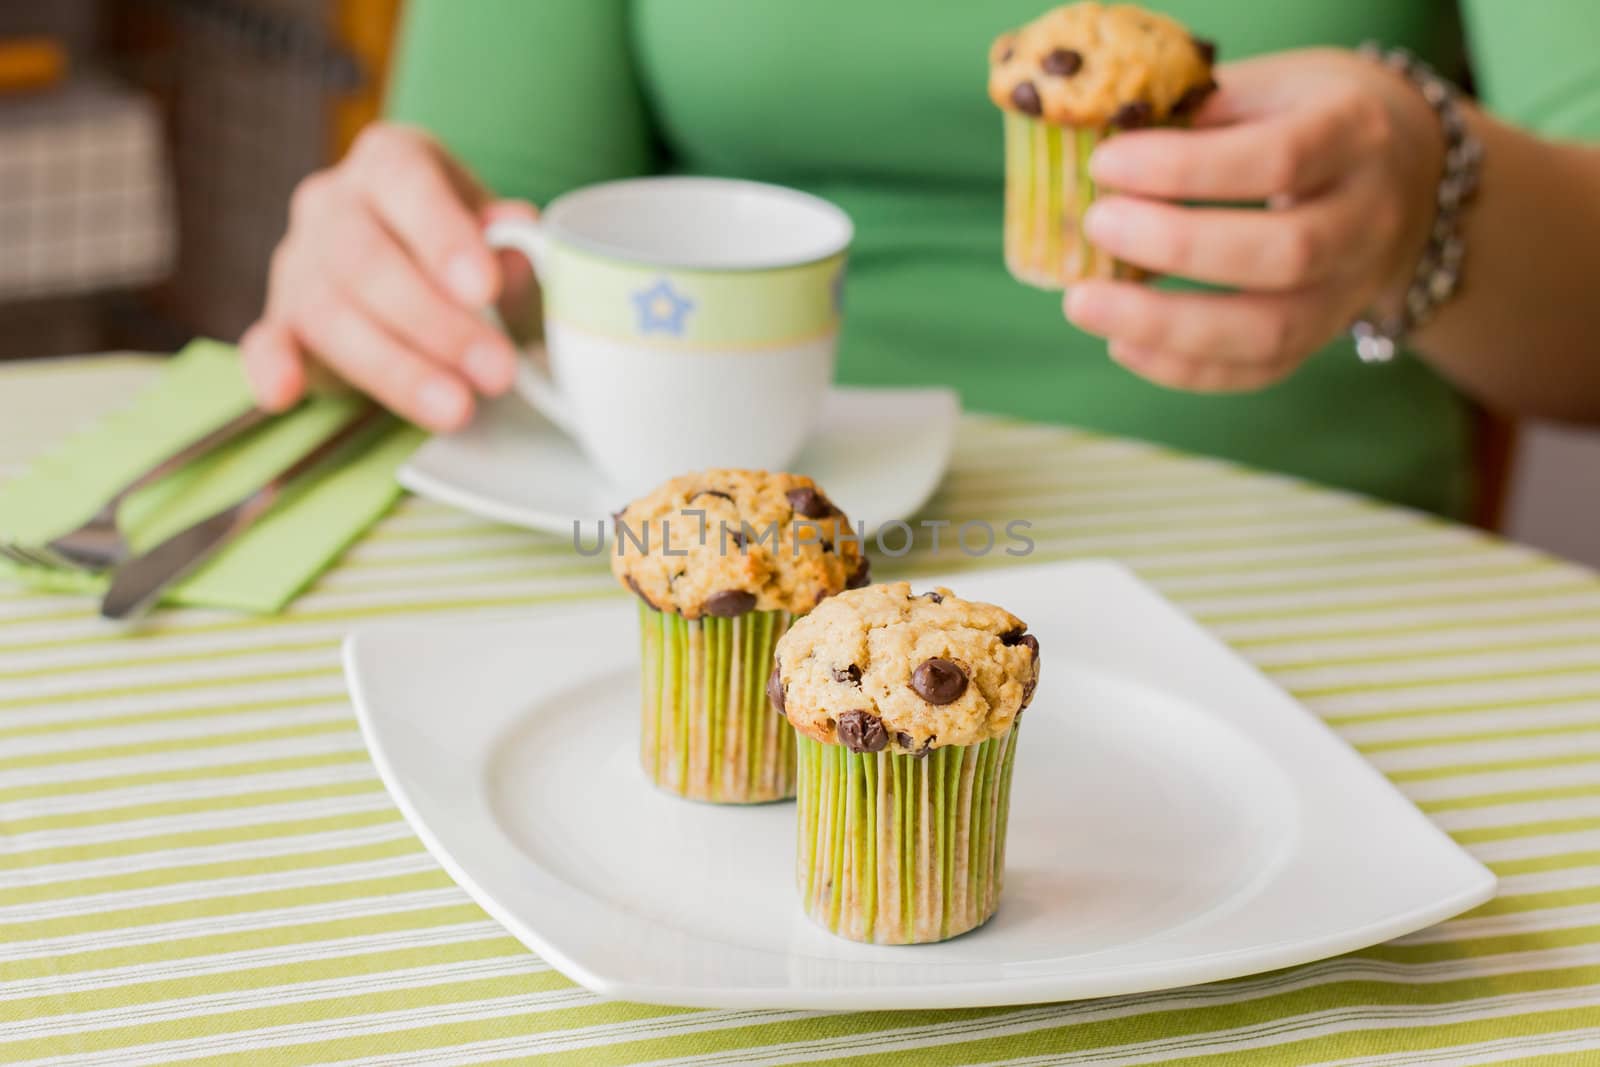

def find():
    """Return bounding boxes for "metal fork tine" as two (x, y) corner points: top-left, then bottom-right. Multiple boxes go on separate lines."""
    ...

(29, 544), (77, 570)
(0, 541), (38, 568)
(16, 544), (60, 570)
(1, 540), (69, 571)
(36, 543), (100, 572)
(2, 408), (281, 579)
(41, 406), (274, 576)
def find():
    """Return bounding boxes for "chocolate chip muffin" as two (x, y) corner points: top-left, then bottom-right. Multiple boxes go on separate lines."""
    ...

(772, 582), (1041, 944)
(613, 470), (869, 804)
(988, 2), (1216, 287)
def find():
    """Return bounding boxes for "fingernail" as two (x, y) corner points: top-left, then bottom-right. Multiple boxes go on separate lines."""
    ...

(445, 253), (493, 307)
(1088, 143), (1126, 185)
(464, 340), (515, 394)
(1063, 285), (1096, 325)
(1081, 202), (1121, 246)
(1108, 343), (1145, 370)
(1064, 283), (1125, 336)
(418, 377), (470, 430)
(265, 364), (304, 410)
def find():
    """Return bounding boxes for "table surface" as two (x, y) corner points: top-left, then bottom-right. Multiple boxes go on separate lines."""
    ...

(3, 355), (1599, 1066)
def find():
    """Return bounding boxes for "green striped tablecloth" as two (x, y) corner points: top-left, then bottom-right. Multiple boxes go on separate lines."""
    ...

(3, 355), (1599, 1066)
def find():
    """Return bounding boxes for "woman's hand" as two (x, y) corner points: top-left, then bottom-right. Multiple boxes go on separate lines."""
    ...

(1063, 49), (1446, 392)
(241, 123), (537, 430)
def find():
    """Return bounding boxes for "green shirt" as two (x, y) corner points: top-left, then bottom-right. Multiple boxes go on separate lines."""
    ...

(388, 1), (1600, 518)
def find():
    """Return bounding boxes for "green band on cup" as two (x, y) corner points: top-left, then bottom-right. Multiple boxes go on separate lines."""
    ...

(543, 242), (845, 351)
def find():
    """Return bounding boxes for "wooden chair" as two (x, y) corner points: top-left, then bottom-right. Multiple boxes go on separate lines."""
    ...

(1472, 407), (1518, 531)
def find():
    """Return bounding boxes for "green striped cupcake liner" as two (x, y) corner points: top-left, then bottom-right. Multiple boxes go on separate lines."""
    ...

(637, 602), (795, 804)
(796, 727), (1021, 944)
(1002, 112), (1144, 288)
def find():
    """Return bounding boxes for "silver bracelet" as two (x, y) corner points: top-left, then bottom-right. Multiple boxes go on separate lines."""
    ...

(1350, 42), (1483, 364)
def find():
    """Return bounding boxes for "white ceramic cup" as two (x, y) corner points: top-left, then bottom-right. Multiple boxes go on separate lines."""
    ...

(485, 177), (853, 497)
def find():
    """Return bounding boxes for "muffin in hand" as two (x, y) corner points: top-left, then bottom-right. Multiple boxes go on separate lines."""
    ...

(613, 470), (870, 804)
(772, 582), (1041, 943)
(989, 2), (1216, 287)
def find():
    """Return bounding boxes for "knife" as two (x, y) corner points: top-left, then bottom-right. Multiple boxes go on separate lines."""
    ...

(100, 406), (385, 621)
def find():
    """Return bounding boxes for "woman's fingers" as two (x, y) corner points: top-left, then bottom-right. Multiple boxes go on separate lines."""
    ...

(1065, 281), (1343, 366)
(343, 125), (500, 308)
(247, 121), (534, 429)
(292, 286), (475, 431)
(326, 202), (518, 395)
(1185, 52), (1344, 126)
(1081, 182), (1387, 291)
(1089, 89), (1388, 202)
(482, 199), (541, 328)
(238, 320), (307, 411)
(1108, 341), (1297, 393)
(1057, 50), (1440, 395)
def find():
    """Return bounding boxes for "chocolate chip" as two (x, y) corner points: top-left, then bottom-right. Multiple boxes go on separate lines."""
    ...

(814, 586), (830, 608)
(1022, 671), (1038, 708)
(898, 732), (935, 758)
(1192, 36), (1217, 65)
(1041, 48), (1082, 76)
(689, 489), (734, 505)
(767, 664), (786, 714)
(1171, 79), (1216, 117)
(703, 590), (756, 618)
(1001, 44), (1014, 62)
(1001, 628), (1040, 657)
(847, 558), (871, 590)
(1011, 81), (1042, 116)
(786, 487), (836, 519)
(821, 540), (835, 553)
(623, 575), (654, 610)
(837, 710), (888, 753)
(911, 658), (968, 705)
(1109, 101), (1152, 129)
(729, 529), (748, 550)
(832, 664), (862, 686)
(920, 591), (944, 604)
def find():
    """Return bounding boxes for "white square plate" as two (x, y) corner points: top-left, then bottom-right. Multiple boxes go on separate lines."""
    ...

(343, 560), (1495, 1010)
(397, 386), (959, 536)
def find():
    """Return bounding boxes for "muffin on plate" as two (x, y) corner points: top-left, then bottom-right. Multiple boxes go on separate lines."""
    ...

(989, 2), (1216, 287)
(613, 470), (869, 804)
(772, 582), (1041, 943)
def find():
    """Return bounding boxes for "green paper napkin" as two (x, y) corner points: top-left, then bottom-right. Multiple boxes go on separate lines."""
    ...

(0, 340), (425, 613)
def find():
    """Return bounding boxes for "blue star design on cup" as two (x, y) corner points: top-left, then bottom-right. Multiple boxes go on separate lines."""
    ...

(632, 278), (695, 337)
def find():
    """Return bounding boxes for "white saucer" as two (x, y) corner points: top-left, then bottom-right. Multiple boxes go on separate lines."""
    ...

(398, 387), (961, 534)
(343, 560), (1496, 1010)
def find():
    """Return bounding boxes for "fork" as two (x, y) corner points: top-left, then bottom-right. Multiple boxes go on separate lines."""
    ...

(0, 405), (273, 573)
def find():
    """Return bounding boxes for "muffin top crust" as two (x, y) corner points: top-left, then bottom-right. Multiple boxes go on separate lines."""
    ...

(988, 2), (1216, 128)
(770, 582), (1041, 753)
(611, 469), (869, 620)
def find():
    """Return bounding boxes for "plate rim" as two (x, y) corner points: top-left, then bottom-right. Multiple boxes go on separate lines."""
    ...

(396, 384), (962, 536)
(344, 559), (1498, 1009)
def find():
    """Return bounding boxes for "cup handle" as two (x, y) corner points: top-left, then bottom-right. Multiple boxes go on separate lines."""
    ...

(483, 218), (578, 437)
